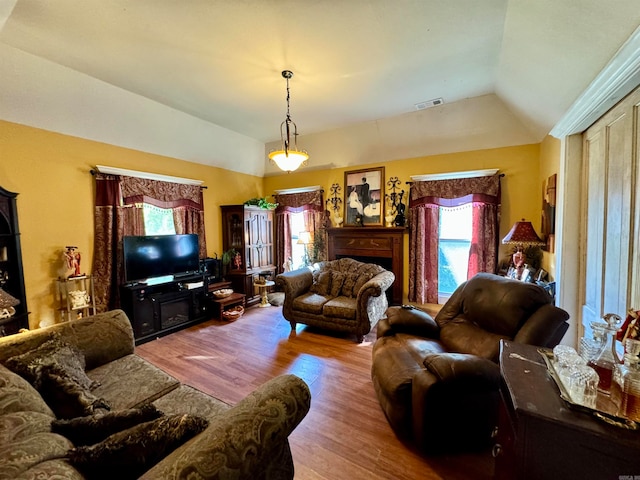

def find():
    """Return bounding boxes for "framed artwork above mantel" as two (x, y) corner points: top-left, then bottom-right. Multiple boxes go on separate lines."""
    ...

(344, 167), (385, 226)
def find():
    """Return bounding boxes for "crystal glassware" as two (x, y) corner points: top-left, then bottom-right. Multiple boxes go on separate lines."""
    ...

(587, 313), (622, 393)
(567, 364), (599, 409)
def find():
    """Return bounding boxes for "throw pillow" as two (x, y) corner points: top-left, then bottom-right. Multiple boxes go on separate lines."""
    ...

(329, 271), (346, 297)
(52, 404), (163, 446)
(37, 364), (110, 419)
(340, 273), (360, 298)
(352, 272), (374, 295)
(67, 414), (209, 480)
(5, 333), (96, 391)
(310, 270), (332, 296)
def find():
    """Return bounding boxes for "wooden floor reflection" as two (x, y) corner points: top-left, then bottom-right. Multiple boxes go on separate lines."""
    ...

(136, 305), (493, 480)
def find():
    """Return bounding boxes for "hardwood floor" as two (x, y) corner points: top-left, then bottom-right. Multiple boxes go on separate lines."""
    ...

(136, 305), (494, 480)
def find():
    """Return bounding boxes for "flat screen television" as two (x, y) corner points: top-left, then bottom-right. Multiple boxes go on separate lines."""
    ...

(123, 234), (200, 284)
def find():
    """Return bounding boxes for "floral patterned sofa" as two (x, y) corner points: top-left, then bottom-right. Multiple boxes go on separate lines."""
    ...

(276, 257), (395, 343)
(0, 309), (311, 479)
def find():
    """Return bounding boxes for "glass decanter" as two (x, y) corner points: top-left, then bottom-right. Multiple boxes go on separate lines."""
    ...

(587, 313), (622, 394)
(619, 339), (640, 421)
(579, 320), (607, 363)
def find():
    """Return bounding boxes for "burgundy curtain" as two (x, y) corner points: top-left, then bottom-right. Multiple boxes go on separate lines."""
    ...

(467, 202), (500, 278)
(92, 174), (143, 312)
(408, 174), (501, 303)
(274, 190), (324, 273)
(408, 204), (439, 303)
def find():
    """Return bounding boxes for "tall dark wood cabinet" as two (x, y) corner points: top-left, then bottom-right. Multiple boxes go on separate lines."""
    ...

(0, 186), (29, 335)
(221, 205), (275, 306)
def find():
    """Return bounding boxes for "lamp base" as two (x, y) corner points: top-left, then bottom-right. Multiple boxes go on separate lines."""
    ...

(0, 307), (15, 319)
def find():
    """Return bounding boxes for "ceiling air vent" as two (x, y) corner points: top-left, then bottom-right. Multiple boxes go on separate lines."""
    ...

(415, 98), (444, 110)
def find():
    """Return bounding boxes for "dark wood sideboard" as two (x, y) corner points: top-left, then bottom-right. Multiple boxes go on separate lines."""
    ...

(326, 227), (404, 305)
(495, 340), (640, 480)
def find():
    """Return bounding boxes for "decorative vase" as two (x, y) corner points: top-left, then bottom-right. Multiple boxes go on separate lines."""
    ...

(385, 214), (395, 227)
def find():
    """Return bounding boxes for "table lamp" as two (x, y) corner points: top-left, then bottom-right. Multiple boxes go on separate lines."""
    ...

(297, 231), (312, 266)
(502, 219), (546, 276)
(0, 287), (20, 320)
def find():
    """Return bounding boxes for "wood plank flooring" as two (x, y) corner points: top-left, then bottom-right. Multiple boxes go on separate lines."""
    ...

(136, 305), (494, 480)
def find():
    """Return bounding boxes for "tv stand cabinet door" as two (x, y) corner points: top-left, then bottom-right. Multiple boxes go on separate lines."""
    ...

(120, 286), (157, 338)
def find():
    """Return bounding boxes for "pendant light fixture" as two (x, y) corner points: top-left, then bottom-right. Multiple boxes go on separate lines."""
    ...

(268, 70), (309, 172)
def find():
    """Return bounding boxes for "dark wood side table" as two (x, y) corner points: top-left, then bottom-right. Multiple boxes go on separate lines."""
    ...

(495, 340), (640, 480)
(211, 293), (245, 321)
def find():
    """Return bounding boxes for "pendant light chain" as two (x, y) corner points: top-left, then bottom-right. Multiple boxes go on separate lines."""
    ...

(268, 69), (309, 172)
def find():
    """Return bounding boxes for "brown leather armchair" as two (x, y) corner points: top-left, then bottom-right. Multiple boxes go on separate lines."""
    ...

(371, 273), (569, 452)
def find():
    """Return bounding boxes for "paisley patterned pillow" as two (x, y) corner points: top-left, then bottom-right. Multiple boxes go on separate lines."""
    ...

(5, 333), (96, 390)
(310, 270), (332, 296)
(68, 414), (208, 479)
(37, 364), (110, 419)
(52, 404), (163, 445)
(329, 271), (346, 297)
(340, 273), (360, 298)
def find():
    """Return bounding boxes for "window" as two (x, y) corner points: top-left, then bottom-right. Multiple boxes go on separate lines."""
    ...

(438, 205), (472, 299)
(289, 212), (308, 270)
(143, 204), (176, 235)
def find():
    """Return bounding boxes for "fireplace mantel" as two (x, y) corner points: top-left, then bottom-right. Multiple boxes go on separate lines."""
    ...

(326, 227), (404, 305)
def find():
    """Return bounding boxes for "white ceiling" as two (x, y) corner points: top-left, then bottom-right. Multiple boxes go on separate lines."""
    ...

(1, 0), (640, 176)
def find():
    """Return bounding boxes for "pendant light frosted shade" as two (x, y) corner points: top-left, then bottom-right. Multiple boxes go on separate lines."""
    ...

(268, 149), (309, 172)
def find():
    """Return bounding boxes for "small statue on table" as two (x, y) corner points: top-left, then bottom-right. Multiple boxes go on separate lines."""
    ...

(62, 246), (83, 279)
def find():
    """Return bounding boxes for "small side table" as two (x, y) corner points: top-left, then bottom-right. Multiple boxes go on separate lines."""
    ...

(211, 292), (245, 321)
(255, 280), (275, 308)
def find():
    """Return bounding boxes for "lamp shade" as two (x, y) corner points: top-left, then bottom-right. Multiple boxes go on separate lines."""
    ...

(297, 231), (312, 245)
(502, 219), (545, 247)
(269, 150), (308, 173)
(0, 288), (19, 309)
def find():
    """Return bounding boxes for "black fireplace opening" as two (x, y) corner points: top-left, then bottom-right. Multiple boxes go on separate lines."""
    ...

(157, 293), (191, 330)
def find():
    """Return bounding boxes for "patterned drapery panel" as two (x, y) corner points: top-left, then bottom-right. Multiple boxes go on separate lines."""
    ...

(92, 174), (144, 312)
(408, 204), (439, 304)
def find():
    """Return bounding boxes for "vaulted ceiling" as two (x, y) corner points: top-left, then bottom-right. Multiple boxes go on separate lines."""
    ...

(1, 1), (639, 176)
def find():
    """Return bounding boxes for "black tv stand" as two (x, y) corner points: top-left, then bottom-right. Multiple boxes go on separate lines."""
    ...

(119, 273), (209, 344)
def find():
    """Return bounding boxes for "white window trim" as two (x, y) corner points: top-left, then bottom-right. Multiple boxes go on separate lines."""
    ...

(95, 165), (204, 186)
(410, 168), (499, 182)
(273, 185), (322, 195)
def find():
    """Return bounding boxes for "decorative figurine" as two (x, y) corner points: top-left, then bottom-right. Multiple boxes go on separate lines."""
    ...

(394, 198), (406, 227)
(62, 246), (83, 278)
(233, 252), (242, 270)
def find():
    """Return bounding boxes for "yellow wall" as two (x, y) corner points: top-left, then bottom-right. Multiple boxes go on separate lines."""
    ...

(0, 119), (543, 327)
(0, 120), (264, 328)
(539, 135), (561, 279)
(264, 144), (542, 300)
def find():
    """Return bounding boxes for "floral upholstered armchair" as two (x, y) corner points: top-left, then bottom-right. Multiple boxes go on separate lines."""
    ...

(276, 257), (395, 343)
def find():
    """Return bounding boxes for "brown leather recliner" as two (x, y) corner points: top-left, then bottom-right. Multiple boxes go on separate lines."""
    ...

(371, 273), (569, 452)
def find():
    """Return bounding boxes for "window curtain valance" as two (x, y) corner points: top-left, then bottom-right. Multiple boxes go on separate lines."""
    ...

(410, 174), (501, 207)
(274, 190), (324, 213)
(121, 176), (203, 210)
